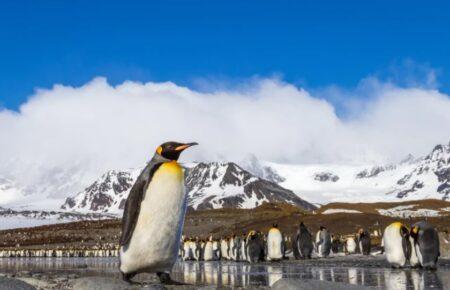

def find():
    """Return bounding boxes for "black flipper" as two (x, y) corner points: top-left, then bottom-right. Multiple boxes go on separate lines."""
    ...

(120, 157), (165, 246)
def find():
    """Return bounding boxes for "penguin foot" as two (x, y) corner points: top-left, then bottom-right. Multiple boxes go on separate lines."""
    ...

(157, 272), (185, 285)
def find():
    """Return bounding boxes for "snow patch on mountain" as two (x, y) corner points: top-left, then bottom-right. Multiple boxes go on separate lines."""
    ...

(322, 209), (362, 214)
(377, 205), (440, 218)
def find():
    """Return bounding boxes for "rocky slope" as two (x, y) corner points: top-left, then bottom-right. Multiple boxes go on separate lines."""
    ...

(61, 162), (315, 214)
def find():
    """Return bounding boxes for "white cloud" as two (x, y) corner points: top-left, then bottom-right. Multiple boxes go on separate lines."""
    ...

(0, 77), (450, 200)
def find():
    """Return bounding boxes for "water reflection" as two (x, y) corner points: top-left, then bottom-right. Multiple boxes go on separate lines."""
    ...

(173, 261), (447, 289)
(0, 258), (447, 289)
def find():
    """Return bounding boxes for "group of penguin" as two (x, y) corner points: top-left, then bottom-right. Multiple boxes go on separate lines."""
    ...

(180, 220), (440, 270)
(382, 221), (440, 270)
(180, 223), (372, 263)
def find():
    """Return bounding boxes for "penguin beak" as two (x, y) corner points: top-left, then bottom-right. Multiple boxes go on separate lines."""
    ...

(175, 142), (198, 151)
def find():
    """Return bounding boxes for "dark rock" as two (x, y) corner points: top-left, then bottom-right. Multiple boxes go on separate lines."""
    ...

(0, 277), (36, 290)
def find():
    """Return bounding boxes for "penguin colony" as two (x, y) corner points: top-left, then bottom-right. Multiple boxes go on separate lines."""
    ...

(0, 245), (119, 258)
(181, 224), (368, 262)
(0, 221), (441, 272)
(179, 221), (441, 270)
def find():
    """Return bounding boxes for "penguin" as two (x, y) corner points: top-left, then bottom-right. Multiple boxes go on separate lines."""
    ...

(229, 235), (237, 261)
(331, 235), (341, 254)
(357, 228), (371, 255)
(246, 231), (264, 263)
(266, 224), (284, 261)
(203, 236), (215, 261)
(220, 237), (229, 260)
(182, 238), (194, 261)
(119, 141), (198, 284)
(212, 239), (221, 260)
(382, 222), (411, 268)
(295, 222), (314, 259)
(240, 234), (247, 262)
(410, 221), (440, 269)
(234, 235), (242, 261)
(316, 226), (332, 257)
(345, 236), (357, 254)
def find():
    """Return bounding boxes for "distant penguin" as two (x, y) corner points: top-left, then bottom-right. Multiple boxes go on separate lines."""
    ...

(229, 236), (237, 261)
(194, 238), (203, 261)
(119, 141), (198, 284)
(410, 221), (440, 269)
(240, 234), (247, 262)
(266, 224), (284, 261)
(246, 231), (264, 263)
(182, 239), (194, 261)
(296, 222), (314, 259)
(234, 235), (242, 261)
(204, 236), (214, 261)
(331, 235), (341, 254)
(345, 237), (357, 254)
(212, 240), (221, 260)
(220, 238), (229, 260)
(316, 226), (332, 257)
(382, 222), (411, 268)
(358, 229), (371, 255)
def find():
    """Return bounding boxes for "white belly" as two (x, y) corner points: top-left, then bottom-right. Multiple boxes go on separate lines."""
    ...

(204, 242), (214, 261)
(267, 229), (283, 260)
(383, 224), (407, 267)
(347, 238), (356, 253)
(240, 241), (246, 260)
(120, 162), (186, 274)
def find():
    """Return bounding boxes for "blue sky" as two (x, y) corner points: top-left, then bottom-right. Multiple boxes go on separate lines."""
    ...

(1, 0), (449, 111)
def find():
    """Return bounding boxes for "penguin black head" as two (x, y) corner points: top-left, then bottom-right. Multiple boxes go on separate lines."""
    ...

(320, 226), (326, 231)
(272, 223), (278, 228)
(156, 141), (198, 161)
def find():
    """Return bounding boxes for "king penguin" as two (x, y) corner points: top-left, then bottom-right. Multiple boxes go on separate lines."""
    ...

(357, 228), (371, 255)
(382, 222), (411, 268)
(119, 141), (198, 284)
(266, 224), (284, 261)
(295, 222), (314, 259)
(316, 226), (332, 257)
(410, 221), (440, 269)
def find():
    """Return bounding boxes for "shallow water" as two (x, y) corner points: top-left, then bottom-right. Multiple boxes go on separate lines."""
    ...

(0, 256), (448, 289)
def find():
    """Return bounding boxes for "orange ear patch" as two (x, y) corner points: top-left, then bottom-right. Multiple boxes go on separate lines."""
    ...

(156, 146), (162, 155)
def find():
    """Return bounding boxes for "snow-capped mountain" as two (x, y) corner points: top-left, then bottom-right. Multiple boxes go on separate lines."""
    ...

(271, 141), (450, 204)
(185, 162), (312, 210)
(61, 162), (315, 214)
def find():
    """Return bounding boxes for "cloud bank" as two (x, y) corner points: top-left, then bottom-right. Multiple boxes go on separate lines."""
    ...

(1, 77), (450, 198)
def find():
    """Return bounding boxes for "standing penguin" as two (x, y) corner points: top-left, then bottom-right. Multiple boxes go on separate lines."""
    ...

(296, 222), (313, 259)
(316, 226), (332, 257)
(345, 236), (357, 254)
(246, 231), (264, 263)
(119, 141), (198, 284)
(240, 233), (247, 262)
(203, 236), (215, 261)
(410, 221), (440, 269)
(358, 229), (371, 255)
(382, 222), (411, 268)
(331, 235), (341, 254)
(220, 237), (229, 260)
(266, 224), (284, 261)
